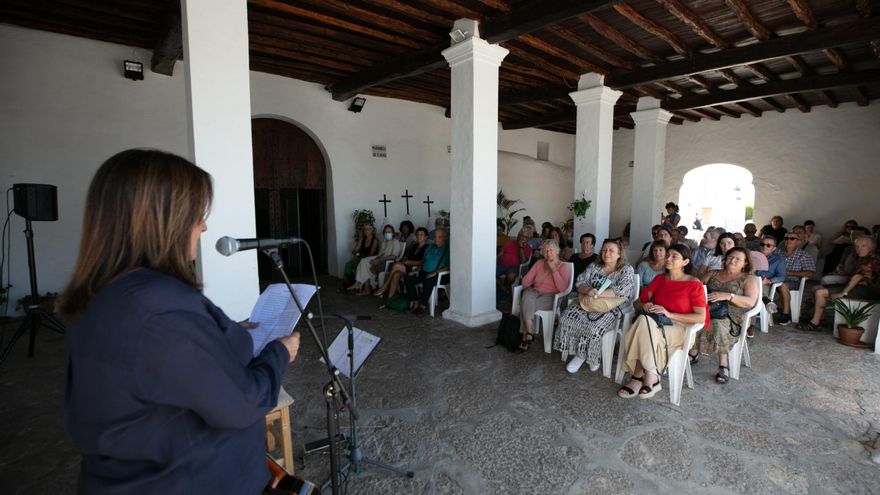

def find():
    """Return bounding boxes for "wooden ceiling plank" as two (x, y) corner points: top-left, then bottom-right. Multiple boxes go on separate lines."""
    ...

(856, 0), (872, 17)
(822, 48), (848, 71)
(634, 85), (667, 99)
(613, 3), (691, 56)
(818, 90), (838, 108)
(854, 86), (870, 106)
(785, 94), (811, 112)
(581, 13), (663, 63)
(501, 42), (581, 81)
(249, 20), (389, 63)
(251, 43), (363, 72)
(688, 74), (716, 91)
(248, 11), (406, 56)
(673, 111), (700, 122)
(713, 105), (742, 118)
(662, 70), (880, 111)
(762, 97), (786, 112)
(150, 0), (182, 76)
(785, 0), (818, 31)
(500, 86), (573, 105)
(786, 55), (810, 76)
(654, 0), (729, 49)
(549, 26), (632, 70)
(656, 80), (693, 96)
(328, 0), (617, 101)
(723, 0), (772, 42)
(287, 0), (442, 42)
(250, 33), (373, 68)
(359, 0), (453, 26)
(717, 68), (746, 86)
(687, 108), (721, 120)
(249, 0), (423, 49)
(730, 101), (762, 117)
(518, 33), (606, 74)
(604, 19), (880, 88)
(415, 0), (483, 19)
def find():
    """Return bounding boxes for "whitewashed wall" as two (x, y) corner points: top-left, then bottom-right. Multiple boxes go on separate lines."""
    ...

(0, 25), (573, 313)
(610, 103), (880, 239)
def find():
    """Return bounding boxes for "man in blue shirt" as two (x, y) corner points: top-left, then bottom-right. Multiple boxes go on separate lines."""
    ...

(691, 228), (719, 272)
(774, 231), (816, 324)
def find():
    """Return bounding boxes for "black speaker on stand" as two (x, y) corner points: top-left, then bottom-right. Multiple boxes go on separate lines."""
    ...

(0, 184), (65, 366)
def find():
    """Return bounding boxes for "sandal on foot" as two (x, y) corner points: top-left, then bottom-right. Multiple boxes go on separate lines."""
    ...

(617, 376), (643, 399)
(716, 365), (730, 384)
(797, 321), (822, 332)
(688, 351), (700, 365)
(638, 379), (662, 399)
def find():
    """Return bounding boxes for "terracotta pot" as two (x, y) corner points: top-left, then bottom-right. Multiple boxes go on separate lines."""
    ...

(837, 324), (864, 346)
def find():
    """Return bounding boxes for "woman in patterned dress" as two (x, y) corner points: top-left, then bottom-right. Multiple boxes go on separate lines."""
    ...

(555, 239), (635, 373)
(694, 247), (759, 384)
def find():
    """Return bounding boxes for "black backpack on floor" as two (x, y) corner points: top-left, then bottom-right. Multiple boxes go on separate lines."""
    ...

(494, 313), (522, 352)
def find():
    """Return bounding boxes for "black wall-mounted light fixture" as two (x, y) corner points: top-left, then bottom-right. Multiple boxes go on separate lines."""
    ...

(348, 96), (366, 113)
(124, 60), (144, 81)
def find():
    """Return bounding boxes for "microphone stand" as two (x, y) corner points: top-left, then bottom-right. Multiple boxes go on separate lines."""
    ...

(261, 248), (353, 495)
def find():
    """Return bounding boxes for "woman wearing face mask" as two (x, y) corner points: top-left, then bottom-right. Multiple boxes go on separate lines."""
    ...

(350, 224), (403, 295)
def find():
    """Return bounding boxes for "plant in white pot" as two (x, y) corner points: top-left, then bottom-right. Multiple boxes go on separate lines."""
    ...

(829, 298), (877, 346)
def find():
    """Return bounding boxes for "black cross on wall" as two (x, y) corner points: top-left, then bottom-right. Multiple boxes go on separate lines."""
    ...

(401, 189), (413, 215)
(378, 194), (391, 217)
(423, 195), (434, 217)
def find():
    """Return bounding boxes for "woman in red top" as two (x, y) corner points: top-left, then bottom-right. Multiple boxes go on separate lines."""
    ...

(618, 244), (708, 399)
(519, 239), (572, 351)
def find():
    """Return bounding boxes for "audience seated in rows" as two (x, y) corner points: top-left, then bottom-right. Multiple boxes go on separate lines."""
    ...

(375, 227), (429, 303)
(343, 224), (379, 288)
(773, 229), (816, 325)
(700, 232), (737, 276)
(636, 240), (667, 287)
(761, 215), (787, 245)
(692, 247), (759, 384)
(497, 229), (532, 296)
(638, 225), (672, 263)
(571, 233), (598, 277)
(799, 235), (880, 331)
(823, 220), (862, 276)
(617, 244), (708, 399)
(804, 220), (823, 251)
(349, 224), (404, 295)
(403, 227), (450, 315)
(550, 227), (573, 261)
(691, 228), (720, 273)
(743, 223), (761, 251)
(556, 239), (634, 373)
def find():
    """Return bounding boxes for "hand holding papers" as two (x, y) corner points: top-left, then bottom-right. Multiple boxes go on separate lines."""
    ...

(595, 277), (613, 295)
(248, 283), (317, 357)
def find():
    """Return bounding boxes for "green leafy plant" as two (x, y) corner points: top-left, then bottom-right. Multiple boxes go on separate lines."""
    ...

(829, 298), (878, 329)
(352, 209), (376, 239)
(568, 194), (592, 222)
(497, 189), (525, 236)
(745, 205), (754, 221)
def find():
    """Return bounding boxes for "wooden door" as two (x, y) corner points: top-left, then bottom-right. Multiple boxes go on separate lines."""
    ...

(252, 118), (327, 283)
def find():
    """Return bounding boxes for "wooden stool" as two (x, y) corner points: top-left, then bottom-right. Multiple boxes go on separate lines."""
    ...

(265, 387), (295, 474)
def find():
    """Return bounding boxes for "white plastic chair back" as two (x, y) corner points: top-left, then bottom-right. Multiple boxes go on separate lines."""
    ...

(533, 262), (575, 353)
(759, 281), (782, 333)
(428, 271), (450, 317)
(729, 276), (762, 380)
(600, 274), (639, 380)
(666, 285), (708, 406)
(789, 276), (807, 323)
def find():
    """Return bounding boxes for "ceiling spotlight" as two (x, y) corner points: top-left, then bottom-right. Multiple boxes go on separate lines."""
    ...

(123, 60), (143, 81)
(348, 97), (366, 113)
(449, 28), (468, 44)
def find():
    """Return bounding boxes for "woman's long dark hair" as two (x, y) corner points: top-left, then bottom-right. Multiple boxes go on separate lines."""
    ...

(60, 149), (212, 318)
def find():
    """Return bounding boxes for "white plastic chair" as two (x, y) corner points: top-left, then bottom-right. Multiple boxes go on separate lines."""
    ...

(428, 271), (450, 317)
(376, 241), (406, 288)
(595, 274), (639, 380)
(728, 276), (762, 380)
(789, 276), (807, 323)
(759, 281), (782, 333)
(510, 262), (574, 353)
(666, 286), (708, 406)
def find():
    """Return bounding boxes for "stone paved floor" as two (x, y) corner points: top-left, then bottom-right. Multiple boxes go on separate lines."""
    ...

(1, 276), (879, 494)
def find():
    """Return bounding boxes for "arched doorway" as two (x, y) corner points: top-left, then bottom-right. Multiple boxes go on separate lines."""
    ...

(252, 118), (328, 284)
(678, 164), (755, 237)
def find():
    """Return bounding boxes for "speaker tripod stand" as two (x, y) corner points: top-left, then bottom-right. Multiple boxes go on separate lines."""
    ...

(0, 219), (65, 366)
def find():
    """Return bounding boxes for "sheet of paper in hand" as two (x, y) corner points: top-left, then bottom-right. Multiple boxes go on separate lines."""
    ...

(248, 283), (317, 357)
(320, 327), (381, 378)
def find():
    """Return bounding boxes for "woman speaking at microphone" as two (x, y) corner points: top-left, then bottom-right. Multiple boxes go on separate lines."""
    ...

(60, 149), (301, 494)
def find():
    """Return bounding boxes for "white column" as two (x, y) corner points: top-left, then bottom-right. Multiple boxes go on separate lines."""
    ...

(441, 19), (508, 327)
(182, 0), (258, 319)
(629, 97), (672, 251)
(569, 74), (621, 244)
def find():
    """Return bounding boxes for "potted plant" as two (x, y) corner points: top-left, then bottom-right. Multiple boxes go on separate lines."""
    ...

(497, 189), (525, 236)
(352, 209), (376, 239)
(568, 193), (592, 223)
(829, 298), (877, 346)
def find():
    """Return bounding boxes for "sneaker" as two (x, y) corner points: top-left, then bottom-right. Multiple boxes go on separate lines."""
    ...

(746, 327), (755, 339)
(566, 356), (586, 374)
(588, 361), (601, 372)
(766, 301), (778, 314)
(776, 313), (791, 325)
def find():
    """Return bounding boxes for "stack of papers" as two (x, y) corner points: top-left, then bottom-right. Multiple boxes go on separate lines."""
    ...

(247, 283), (317, 357)
(595, 277), (613, 295)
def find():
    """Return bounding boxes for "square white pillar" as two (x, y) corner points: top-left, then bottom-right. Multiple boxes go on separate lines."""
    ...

(570, 74), (621, 245)
(441, 21), (508, 327)
(629, 98), (672, 251)
(182, 0), (259, 319)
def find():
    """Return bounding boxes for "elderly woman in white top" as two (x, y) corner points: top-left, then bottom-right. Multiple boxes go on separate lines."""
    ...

(350, 224), (404, 295)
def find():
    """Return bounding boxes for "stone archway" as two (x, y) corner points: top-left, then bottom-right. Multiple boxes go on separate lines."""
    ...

(677, 163), (756, 236)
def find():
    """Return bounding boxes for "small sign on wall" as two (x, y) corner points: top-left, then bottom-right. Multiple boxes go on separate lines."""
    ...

(372, 145), (387, 158)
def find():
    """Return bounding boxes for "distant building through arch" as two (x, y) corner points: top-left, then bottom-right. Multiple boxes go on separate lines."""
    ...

(678, 164), (756, 236)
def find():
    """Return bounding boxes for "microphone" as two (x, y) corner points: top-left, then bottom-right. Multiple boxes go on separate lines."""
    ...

(215, 236), (304, 256)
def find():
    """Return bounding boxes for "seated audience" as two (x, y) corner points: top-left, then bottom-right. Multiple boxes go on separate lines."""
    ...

(761, 216), (787, 245)
(350, 224), (403, 295)
(639, 225), (672, 263)
(661, 202), (681, 229)
(404, 227), (450, 315)
(774, 230), (816, 325)
(497, 229), (533, 295)
(637, 241), (667, 287)
(804, 220), (823, 251)
(428, 216), (449, 242)
(571, 233), (598, 277)
(540, 222), (553, 240)
(677, 225), (698, 251)
(691, 228), (719, 272)
(550, 227), (573, 261)
(344, 224), (379, 288)
(399, 220), (416, 251)
(618, 244), (708, 399)
(496, 219), (509, 250)
(620, 222), (631, 249)
(694, 248), (759, 383)
(822, 235), (872, 286)
(517, 240), (572, 351)
(700, 232), (737, 276)
(743, 223), (761, 250)
(790, 224), (818, 262)
(555, 239), (635, 373)
(799, 235), (879, 331)
(823, 219), (858, 275)
(375, 227), (429, 301)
